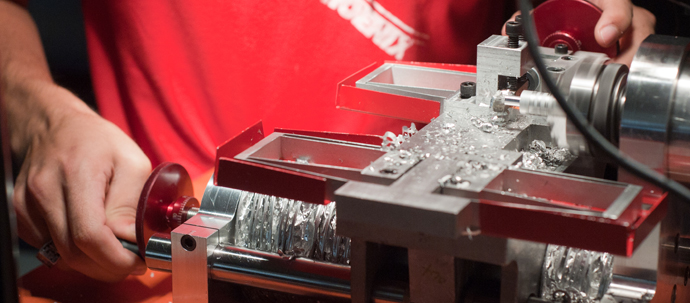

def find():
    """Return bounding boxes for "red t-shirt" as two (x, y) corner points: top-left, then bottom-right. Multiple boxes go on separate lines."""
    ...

(82, 0), (506, 178)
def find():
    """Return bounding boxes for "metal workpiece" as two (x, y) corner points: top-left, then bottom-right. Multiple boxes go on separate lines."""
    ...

(476, 35), (534, 105)
(490, 91), (560, 116)
(476, 35), (603, 108)
(620, 35), (690, 180)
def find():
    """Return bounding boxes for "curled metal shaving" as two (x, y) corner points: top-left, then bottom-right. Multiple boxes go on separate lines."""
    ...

(232, 192), (350, 264)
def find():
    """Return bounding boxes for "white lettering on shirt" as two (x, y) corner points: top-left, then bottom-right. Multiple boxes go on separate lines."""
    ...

(320, 0), (425, 60)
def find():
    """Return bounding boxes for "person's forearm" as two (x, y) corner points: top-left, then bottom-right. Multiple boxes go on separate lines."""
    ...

(0, 1), (85, 161)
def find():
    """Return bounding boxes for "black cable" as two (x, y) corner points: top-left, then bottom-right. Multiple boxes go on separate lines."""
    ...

(518, 0), (690, 202)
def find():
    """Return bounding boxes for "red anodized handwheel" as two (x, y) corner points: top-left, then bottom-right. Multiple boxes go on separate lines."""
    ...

(135, 162), (199, 258)
(532, 0), (619, 58)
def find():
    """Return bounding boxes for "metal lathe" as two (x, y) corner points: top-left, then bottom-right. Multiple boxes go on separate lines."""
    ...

(130, 1), (690, 302)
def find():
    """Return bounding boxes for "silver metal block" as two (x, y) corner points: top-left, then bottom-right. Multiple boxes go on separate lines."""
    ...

(476, 35), (534, 105)
(171, 223), (220, 303)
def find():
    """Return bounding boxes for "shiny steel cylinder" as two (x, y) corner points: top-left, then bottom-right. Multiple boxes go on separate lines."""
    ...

(607, 275), (655, 302)
(145, 237), (404, 303)
(144, 233), (173, 271)
(667, 54), (690, 182)
(519, 91), (561, 116)
(619, 35), (690, 183)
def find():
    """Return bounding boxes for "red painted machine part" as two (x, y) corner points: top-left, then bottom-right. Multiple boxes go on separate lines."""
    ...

(214, 121), (333, 205)
(479, 192), (666, 257)
(136, 162), (198, 258)
(336, 61), (476, 124)
(532, 0), (618, 58)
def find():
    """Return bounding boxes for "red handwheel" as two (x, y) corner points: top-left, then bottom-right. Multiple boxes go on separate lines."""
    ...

(135, 162), (199, 258)
(532, 0), (619, 58)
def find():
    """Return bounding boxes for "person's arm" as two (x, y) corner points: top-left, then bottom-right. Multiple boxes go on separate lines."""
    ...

(503, 0), (656, 66)
(1, 0), (149, 281)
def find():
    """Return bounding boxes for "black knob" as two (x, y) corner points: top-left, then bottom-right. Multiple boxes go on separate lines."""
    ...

(555, 43), (569, 55)
(460, 82), (476, 99)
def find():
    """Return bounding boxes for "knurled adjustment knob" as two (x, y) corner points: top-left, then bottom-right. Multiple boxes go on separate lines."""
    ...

(135, 162), (199, 258)
(166, 195), (199, 229)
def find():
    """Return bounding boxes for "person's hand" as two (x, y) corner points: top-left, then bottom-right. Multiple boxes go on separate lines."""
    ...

(11, 81), (150, 281)
(502, 0), (655, 66)
(594, 2), (655, 65)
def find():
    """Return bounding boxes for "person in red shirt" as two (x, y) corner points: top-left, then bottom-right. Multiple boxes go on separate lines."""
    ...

(1, 0), (655, 281)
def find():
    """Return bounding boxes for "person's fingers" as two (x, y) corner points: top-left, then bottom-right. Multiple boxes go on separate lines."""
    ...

(27, 164), (125, 281)
(611, 5), (655, 66)
(64, 158), (145, 277)
(590, 0), (633, 47)
(13, 156), (50, 248)
(105, 153), (150, 245)
(501, 11), (522, 35)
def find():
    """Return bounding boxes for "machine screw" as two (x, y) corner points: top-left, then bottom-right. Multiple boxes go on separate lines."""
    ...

(506, 21), (521, 48)
(181, 235), (197, 251)
(555, 43), (569, 55)
(460, 81), (476, 98)
(515, 15), (524, 40)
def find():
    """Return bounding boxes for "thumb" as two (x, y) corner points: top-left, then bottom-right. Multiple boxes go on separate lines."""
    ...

(592, 0), (633, 47)
(105, 162), (151, 244)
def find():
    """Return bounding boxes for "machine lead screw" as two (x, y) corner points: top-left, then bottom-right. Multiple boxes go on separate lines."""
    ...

(506, 21), (521, 48)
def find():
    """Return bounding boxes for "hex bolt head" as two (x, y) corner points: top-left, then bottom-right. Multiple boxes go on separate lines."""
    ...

(181, 235), (197, 251)
(555, 43), (569, 55)
(514, 15), (524, 40)
(460, 81), (476, 99)
(506, 21), (521, 48)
